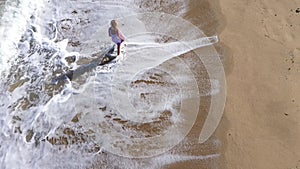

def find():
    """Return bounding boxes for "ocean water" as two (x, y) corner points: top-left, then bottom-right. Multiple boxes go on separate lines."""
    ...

(0, 0), (225, 169)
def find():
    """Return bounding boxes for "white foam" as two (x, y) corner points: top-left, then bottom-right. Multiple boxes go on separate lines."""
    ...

(89, 140), (220, 169)
(151, 153), (220, 168)
(0, 0), (44, 76)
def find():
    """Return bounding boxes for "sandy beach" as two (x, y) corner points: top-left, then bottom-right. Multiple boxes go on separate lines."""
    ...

(213, 0), (300, 168)
(0, 0), (299, 168)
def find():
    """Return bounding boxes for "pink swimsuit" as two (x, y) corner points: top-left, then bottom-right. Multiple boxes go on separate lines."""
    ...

(109, 27), (124, 44)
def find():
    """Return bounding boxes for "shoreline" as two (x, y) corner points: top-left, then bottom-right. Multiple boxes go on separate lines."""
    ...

(204, 1), (230, 169)
(182, 0), (230, 168)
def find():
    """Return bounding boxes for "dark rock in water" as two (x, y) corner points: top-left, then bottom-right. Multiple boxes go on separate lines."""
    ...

(99, 55), (115, 65)
(63, 128), (75, 136)
(52, 46), (114, 83)
(71, 113), (81, 123)
(51, 71), (73, 84)
(47, 136), (69, 146)
(65, 55), (76, 64)
(65, 70), (74, 81)
(99, 47), (117, 65)
(68, 41), (81, 47)
(14, 127), (22, 134)
(84, 10), (91, 13)
(31, 25), (37, 32)
(30, 15), (35, 20)
(25, 130), (34, 142)
(9, 78), (30, 92)
(60, 18), (73, 30)
(12, 115), (22, 121)
(29, 92), (39, 102)
(71, 10), (78, 14)
(99, 106), (106, 111)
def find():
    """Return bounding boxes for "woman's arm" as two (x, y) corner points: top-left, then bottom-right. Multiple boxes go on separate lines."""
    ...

(108, 27), (112, 37)
(117, 29), (125, 40)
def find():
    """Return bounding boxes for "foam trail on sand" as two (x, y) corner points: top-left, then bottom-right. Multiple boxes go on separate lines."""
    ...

(152, 153), (220, 168)
(126, 36), (218, 67)
(110, 36), (217, 119)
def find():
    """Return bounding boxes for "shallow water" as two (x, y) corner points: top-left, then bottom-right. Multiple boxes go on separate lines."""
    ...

(0, 0), (225, 168)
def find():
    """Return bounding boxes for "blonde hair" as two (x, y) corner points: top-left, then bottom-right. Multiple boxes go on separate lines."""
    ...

(111, 20), (118, 28)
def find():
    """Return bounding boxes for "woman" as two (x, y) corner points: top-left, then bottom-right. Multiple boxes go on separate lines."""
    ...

(108, 20), (125, 55)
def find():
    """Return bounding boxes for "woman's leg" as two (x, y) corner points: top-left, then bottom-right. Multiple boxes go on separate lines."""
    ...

(117, 40), (124, 55)
(117, 43), (121, 55)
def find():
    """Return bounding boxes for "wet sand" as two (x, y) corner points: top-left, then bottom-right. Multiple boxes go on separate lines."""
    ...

(87, 0), (226, 168)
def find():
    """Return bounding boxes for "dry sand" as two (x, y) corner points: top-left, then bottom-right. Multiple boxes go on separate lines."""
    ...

(214, 0), (300, 168)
